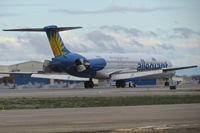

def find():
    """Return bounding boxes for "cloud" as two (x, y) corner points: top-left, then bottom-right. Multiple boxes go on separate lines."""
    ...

(87, 30), (114, 42)
(0, 36), (27, 48)
(137, 38), (161, 47)
(0, 34), (52, 61)
(18, 34), (52, 55)
(100, 25), (158, 38)
(108, 32), (143, 47)
(54, 5), (172, 15)
(159, 43), (174, 50)
(86, 31), (125, 52)
(175, 38), (200, 49)
(100, 25), (143, 37)
(60, 26), (176, 55)
(148, 31), (157, 37)
(171, 54), (200, 67)
(86, 30), (144, 52)
(173, 27), (200, 38)
(61, 31), (92, 52)
(0, 13), (21, 17)
(61, 30), (143, 53)
(0, 3), (47, 8)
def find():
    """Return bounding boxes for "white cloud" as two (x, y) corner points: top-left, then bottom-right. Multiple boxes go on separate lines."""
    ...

(171, 54), (200, 67)
(54, 5), (173, 15)
(109, 32), (132, 44)
(137, 38), (162, 47)
(0, 35), (27, 48)
(175, 38), (200, 49)
(61, 31), (97, 52)
(0, 35), (50, 61)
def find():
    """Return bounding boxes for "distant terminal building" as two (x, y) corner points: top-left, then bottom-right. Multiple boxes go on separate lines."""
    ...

(9, 61), (43, 73)
(0, 65), (10, 85)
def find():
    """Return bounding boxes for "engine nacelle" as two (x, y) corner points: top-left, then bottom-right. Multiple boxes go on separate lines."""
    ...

(88, 58), (106, 71)
(43, 60), (52, 73)
(44, 54), (107, 74)
(51, 53), (87, 68)
(43, 60), (64, 73)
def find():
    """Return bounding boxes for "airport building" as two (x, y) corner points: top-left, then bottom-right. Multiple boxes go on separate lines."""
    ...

(9, 61), (43, 73)
(0, 61), (49, 86)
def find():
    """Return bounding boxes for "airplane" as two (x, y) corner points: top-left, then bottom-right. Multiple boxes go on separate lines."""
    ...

(2, 25), (198, 89)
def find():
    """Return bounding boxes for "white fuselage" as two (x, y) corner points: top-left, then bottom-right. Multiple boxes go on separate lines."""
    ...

(82, 53), (174, 79)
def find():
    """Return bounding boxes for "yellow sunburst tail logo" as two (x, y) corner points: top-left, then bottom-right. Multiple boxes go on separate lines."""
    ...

(44, 25), (70, 57)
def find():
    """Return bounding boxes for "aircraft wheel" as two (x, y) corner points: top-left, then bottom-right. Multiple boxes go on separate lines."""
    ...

(121, 80), (126, 88)
(170, 85), (176, 90)
(84, 81), (94, 88)
(89, 81), (94, 88)
(116, 81), (121, 88)
(116, 80), (126, 88)
(129, 82), (136, 88)
(84, 81), (89, 88)
(165, 81), (169, 86)
(133, 83), (136, 87)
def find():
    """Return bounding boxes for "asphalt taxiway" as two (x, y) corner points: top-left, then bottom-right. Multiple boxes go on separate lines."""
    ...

(0, 104), (200, 133)
(0, 85), (199, 98)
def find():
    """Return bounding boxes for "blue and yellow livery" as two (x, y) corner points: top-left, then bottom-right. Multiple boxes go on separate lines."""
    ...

(44, 25), (69, 57)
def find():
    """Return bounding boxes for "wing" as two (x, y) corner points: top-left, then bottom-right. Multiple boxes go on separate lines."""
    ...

(0, 72), (89, 81)
(31, 73), (89, 81)
(111, 70), (163, 80)
(111, 65), (197, 80)
(162, 65), (198, 72)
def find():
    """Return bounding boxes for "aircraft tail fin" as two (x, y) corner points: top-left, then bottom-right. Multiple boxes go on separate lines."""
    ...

(3, 25), (82, 57)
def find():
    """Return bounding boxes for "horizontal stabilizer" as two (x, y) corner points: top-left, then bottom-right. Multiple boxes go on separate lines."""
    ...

(3, 26), (82, 32)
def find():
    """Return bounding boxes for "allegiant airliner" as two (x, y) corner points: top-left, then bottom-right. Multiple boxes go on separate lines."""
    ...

(2, 25), (198, 89)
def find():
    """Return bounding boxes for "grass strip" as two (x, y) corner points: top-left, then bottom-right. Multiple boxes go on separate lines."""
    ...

(0, 95), (200, 110)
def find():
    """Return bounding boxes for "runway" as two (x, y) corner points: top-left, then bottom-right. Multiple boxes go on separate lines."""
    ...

(0, 104), (200, 133)
(0, 86), (199, 132)
(0, 85), (199, 98)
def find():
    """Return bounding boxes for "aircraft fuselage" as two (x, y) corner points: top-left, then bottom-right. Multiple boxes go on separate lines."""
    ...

(51, 53), (174, 79)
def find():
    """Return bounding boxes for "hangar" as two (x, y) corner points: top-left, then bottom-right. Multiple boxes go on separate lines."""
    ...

(0, 61), (48, 86)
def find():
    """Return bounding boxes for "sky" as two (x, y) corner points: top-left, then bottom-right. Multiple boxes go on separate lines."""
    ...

(0, 0), (200, 76)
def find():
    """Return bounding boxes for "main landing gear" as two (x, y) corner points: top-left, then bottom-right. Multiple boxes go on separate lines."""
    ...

(116, 80), (136, 88)
(116, 80), (126, 88)
(165, 78), (176, 90)
(164, 79), (169, 86)
(84, 78), (94, 88)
